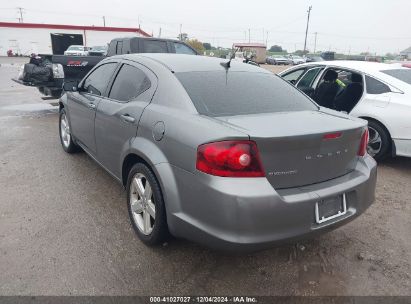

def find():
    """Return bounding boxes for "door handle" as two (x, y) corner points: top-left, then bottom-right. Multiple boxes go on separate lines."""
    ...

(88, 103), (96, 109)
(120, 114), (136, 124)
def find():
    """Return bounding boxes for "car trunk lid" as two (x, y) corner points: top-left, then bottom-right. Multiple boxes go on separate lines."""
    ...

(214, 110), (366, 189)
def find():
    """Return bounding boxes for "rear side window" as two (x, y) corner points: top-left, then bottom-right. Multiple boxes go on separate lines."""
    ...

(83, 63), (117, 96)
(382, 69), (411, 85)
(142, 40), (168, 53)
(108, 64), (151, 102)
(176, 71), (317, 116)
(174, 42), (196, 55)
(365, 75), (390, 94)
(116, 41), (123, 54)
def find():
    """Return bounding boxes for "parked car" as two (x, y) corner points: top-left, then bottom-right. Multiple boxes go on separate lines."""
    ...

(88, 45), (108, 56)
(306, 56), (325, 63)
(288, 55), (306, 65)
(64, 45), (90, 56)
(279, 61), (411, 161)
(266, 55), (289, 65)
(13, 37), (198, 98)
(59, 54), (376, 251)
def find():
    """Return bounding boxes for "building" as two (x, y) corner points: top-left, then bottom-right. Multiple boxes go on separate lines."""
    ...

(400, 46), (411, 60)
(232, 43), (267, 64)
(0, 22), (150, 56)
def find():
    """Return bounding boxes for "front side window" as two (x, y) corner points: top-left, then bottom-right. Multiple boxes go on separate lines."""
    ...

(365, 76), (391, 94)
(142, 40), (168, 53)
(176, 71), (317, 117)
(83, 63), (117, 96)
(282, 69), (306, 84)
(108, 64), (151, 102)
(297, 67), (322, 89)
(174, 43), (196, 55)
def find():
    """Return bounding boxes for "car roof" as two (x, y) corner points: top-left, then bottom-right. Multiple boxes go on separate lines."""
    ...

(300, 60), (406, 72)
(115, 53), (270, 73)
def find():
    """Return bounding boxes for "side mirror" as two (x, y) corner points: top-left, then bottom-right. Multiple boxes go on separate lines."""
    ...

(63, 80), (79, 92)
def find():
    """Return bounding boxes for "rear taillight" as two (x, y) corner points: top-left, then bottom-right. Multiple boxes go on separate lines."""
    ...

(358, 128), (369, 157)
(196, 140), (265, 177)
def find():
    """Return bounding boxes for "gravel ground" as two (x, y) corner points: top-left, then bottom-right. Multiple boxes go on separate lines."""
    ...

(0, 60), (410, 296)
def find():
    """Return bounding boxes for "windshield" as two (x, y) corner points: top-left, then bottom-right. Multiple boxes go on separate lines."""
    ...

(175, 71), (317, 117)
(382, 69), (411, 85)
(67, 46), (85, 51)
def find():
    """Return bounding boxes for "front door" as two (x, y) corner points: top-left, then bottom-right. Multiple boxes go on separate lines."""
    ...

(68, 62), (118, 154)
(94, 62), (157, 177)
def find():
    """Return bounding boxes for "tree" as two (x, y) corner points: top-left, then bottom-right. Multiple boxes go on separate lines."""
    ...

(203, 42), (212, 50)
(187, 39), (205, 53)
(269, 45), (283, 52)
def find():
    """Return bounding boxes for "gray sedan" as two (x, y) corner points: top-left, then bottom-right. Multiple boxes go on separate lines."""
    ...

(59, 54), (377, 251)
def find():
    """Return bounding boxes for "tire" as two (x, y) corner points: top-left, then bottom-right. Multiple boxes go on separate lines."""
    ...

(366, 120), (391, 161)
(59, 108), (80, 153)
(126, 163), (169, 245)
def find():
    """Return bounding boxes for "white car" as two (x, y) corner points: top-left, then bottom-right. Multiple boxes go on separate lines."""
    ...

(279, 61), (411, 160)
(64, 45), (90, 56)
(288, 55), (306, 65)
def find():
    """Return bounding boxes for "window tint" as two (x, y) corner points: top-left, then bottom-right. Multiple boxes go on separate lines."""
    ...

(174, 42), (196, 55)
(142, 40), (168, 53)
(83, 63), (117, 96)
(297, 67), (322, 89)
(116, 41), (123, 54)
(176, 71), (317, 116)
(282, 69), (305, 83)
(365, 76), (390, 94)
(109, 64), (151, 102)
(382, 69), (411, 85)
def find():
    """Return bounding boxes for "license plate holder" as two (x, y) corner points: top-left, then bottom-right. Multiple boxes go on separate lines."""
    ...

(315, 194), (347, 224)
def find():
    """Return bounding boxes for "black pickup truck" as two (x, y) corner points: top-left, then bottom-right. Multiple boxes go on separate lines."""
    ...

(14, 37), (198, 98)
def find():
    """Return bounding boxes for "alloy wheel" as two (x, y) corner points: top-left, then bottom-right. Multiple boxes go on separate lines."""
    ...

(60, 113), (71, 148)
(367, 126), (382, 157)
(129, 173), (156, 235)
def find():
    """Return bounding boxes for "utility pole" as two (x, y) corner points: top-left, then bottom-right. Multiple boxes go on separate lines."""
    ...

(17, 7), (24, 23)
(303, 5), (312, 55)
(158, 27), (162, 38)
(102, 16), (106, 27)
(313, 32), (317, 53)
(248, 28), (251, 43)
(179, 24), (182, 41)
(266, 31), (268, 47)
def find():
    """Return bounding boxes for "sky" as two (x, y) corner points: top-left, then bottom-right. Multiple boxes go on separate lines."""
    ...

(1, 0), (411, 55)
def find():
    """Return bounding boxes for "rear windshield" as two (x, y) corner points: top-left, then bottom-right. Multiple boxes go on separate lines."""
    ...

(381, 69), (411, 85)
(175, 71), (317, 116)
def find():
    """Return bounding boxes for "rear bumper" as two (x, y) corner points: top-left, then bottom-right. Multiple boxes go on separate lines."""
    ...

(156, 155), (377, 251)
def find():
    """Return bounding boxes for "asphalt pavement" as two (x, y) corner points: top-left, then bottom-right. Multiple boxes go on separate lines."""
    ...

(0, 59), (410, 296)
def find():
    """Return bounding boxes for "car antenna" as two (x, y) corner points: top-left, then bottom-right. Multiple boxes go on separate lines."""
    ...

(220, 47), (239, 69)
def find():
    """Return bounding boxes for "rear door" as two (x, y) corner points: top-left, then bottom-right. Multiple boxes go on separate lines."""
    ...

(68, 62), (118, 154)
(94, 60), (157, 177)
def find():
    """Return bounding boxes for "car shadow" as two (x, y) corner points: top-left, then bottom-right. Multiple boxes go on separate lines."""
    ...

(378, 156), (411, 171)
